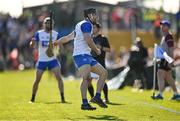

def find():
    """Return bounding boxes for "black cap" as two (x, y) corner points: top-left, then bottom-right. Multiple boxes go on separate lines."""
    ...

(83, 8), (96, 18)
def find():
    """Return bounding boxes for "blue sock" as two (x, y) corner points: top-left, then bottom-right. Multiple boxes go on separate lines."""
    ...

(95, 93), (101, 98)
(82, 99), (88, 105)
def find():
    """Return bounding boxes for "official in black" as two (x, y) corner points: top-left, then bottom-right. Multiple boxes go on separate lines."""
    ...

(88, 23), (110, 103)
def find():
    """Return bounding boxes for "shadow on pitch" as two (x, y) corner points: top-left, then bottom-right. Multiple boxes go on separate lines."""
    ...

(86, 115), (126, 121)
(106, 102), (124, 106)
(36, 101), (72, 104)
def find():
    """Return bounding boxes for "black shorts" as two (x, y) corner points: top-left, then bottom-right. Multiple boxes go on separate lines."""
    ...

(158, 59), (171, 71)
(98, 61), (106, 69)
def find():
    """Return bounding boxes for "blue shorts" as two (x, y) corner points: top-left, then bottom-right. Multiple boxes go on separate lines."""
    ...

(73, 54), (98, 68)
(36, 59), (60, 71)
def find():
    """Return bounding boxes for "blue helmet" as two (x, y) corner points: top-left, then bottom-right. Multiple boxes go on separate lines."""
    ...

(160, 20), (171, 27)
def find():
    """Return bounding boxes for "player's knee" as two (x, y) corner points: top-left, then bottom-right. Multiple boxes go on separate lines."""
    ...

(83, 74), (91, 81)
(56, 74), (63, 81)
(104, 69), (108, 79)
(34, 79), (40, 85)
(57, 78), (63, 83)
(88, 78), (92, 85)
(99, 69), (108, 79)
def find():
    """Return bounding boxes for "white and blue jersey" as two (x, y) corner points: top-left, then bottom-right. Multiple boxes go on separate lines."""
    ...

(73, 20), (97, 68)
(34, 29), (61, 70)
(73, 20), (93, 56)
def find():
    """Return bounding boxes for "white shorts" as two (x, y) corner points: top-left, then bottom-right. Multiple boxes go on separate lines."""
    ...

(90, 72), (99, 80)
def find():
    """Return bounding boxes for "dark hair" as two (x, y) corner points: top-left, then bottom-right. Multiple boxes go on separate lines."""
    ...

(93, 23), (101, 28)
(83, 8), (96, 18)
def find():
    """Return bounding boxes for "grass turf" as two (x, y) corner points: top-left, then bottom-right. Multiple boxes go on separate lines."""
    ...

(0, 70), (180, 121)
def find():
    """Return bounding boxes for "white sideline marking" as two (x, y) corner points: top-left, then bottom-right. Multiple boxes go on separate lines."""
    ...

(138, 101), (180, 114)
(118, 96), (180, 115)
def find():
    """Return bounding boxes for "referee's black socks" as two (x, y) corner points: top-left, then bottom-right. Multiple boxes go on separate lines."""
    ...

(31, 94), (35, 102)
(61, 92), (65, 102)
(103, 83), (108, 100)
(88, 84), (94, 98)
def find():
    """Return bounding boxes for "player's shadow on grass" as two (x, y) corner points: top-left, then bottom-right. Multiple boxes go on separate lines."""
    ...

(107, 102), (124, 106)
(38, 101), (72, 104)
(86, 115), (126, 121)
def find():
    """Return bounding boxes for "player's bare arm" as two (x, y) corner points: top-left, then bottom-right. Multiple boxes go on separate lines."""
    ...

(97, 44), (110, 52)
(54, 31), (75, 46)
(169, 46), (174, 58)
(168, 45), (174, 67)
(83, 33), (101, 55)
(102, 47), (110, 52)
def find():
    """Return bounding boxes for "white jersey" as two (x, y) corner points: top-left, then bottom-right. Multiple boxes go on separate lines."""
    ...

(35, 29), (60, 61)
(73, 20), (93, 56)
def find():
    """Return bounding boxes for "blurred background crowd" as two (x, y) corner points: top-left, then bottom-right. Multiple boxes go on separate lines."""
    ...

(0, 0), (180, 90)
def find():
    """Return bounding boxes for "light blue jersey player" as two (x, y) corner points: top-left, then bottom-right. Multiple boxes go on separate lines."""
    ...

(29, 17), (65, 103)
(54, 8), (108, 110)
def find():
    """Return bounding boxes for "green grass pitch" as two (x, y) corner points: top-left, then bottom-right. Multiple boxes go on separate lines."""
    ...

(0, 70), (180, 121)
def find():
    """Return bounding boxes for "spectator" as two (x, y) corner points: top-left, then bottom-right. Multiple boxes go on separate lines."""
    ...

(153, 13), (162, 40)
(128, 37), (148, 89)
(152, 20), (180, 100)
